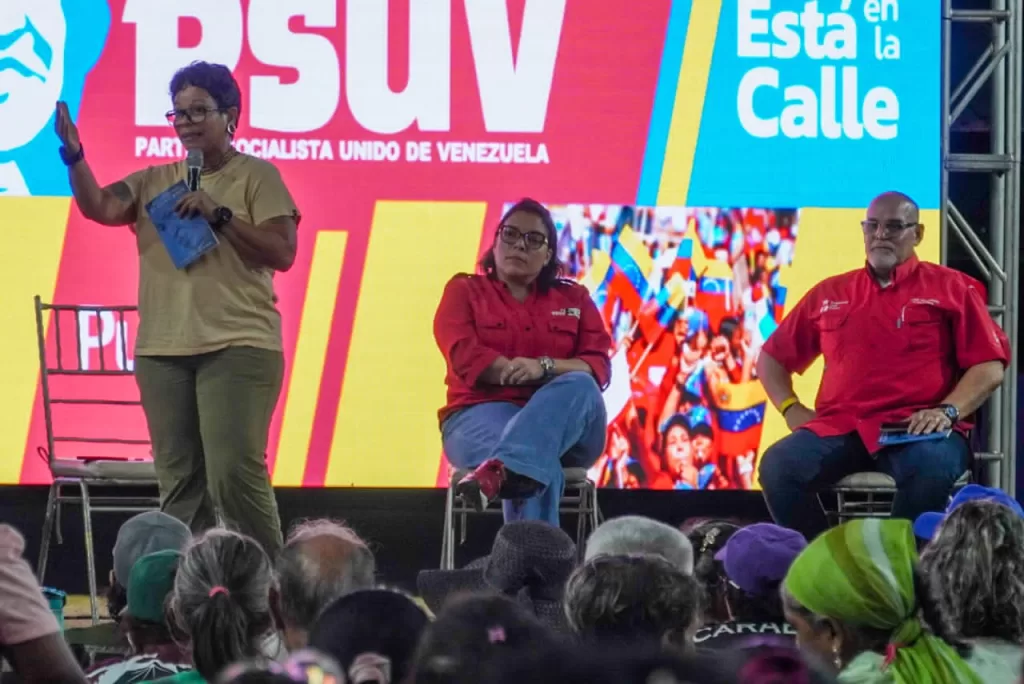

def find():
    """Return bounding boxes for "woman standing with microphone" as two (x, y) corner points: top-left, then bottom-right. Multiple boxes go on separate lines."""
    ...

(54, 61), (300, 556)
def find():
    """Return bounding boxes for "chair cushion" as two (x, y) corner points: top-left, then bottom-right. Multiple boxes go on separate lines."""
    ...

(834, 472), (897, 490)
(50, 458), (157, 482)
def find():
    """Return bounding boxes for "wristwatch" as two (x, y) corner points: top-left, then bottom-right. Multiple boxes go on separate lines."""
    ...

(937, 404), (960, 423)
(538, 356), (555, 379)
(211, 206), (233, 229)
(59, 144), (85, 167)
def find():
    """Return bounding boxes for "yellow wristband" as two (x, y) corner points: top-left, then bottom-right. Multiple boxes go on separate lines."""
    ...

(779, 396), (800, 416)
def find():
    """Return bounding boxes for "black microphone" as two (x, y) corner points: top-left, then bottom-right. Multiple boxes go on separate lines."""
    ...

(186, 149), (203, 192)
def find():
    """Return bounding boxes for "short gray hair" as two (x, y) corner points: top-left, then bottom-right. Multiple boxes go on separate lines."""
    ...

(584, 516), (694, 574)
(276, 519), (376, 631)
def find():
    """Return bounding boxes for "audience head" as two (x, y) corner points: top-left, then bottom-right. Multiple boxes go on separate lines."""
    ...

(919, 498), (1024, 643)
(109, 511), (191, 618)
(564, 554), (703, 652)
(683, 519), (740, 622)
(782, 519), (974, 681)
(412, 593), (555, 684)
(121, 549), (180, 652)
(419, 520), (577, 630)
(275, 519), (375, 650)
(585, 515), (694, 574)
(715, 523), (806, 622)
(170, 528), (276, 680)
(463, 643), (837, 684)
(913, 484), (1024, 541)
(308, 589), (429, 684)
(479, 198), (563, 292)
(217, 650), (345, 684)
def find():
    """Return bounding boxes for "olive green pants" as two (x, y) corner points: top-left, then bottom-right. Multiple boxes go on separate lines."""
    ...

(135, 346), (284, 556)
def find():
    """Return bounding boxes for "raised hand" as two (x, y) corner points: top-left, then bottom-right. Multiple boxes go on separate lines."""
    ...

(54, 101), (81, 153)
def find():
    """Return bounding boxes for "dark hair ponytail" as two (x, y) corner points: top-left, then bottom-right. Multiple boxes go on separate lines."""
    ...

(172, 530), (275, 680)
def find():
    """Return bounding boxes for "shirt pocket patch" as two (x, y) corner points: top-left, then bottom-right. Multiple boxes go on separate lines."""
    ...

(816, 309), (851, 360)
(475, 313), (509, 352)
(547, 317), (580, 358)
(902, 304), (945, 353)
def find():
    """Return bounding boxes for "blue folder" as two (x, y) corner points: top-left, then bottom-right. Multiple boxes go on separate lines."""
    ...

(877, 429), (952, 447)
(145, 181), (219, 269)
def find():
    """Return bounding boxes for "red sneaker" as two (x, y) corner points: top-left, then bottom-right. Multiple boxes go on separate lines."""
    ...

(455, 459), (506, 511)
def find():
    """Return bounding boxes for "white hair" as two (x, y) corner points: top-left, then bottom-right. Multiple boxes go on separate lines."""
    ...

(584, 516), (694, 574)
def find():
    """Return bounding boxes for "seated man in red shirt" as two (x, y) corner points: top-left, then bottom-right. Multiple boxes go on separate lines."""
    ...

(433, 198), (612, 526)
(756, 191), (1008, 540)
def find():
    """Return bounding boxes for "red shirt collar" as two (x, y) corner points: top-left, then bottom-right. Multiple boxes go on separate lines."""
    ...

(865, 254), (919, 288)
(487, 272), (538, 303)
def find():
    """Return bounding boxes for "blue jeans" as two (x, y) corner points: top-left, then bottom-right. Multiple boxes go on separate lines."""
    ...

(441, 372), (607, 526)
(759, 429), (969, 539)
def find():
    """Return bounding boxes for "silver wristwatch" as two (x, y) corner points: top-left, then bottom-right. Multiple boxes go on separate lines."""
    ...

(538, 356), (555, 379)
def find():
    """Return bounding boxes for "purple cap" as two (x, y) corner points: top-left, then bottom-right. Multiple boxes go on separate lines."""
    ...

(914, 484), (1024, 540)
(714, 523), (807, 596)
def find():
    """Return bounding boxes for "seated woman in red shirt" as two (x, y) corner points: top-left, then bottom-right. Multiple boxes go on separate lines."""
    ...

(433, 198), (612, 526)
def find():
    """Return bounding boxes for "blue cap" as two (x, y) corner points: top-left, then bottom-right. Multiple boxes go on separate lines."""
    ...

(913, 485), (1024, 540)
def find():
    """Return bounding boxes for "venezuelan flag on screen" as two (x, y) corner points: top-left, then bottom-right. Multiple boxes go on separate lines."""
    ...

(716, 381), (767, 457)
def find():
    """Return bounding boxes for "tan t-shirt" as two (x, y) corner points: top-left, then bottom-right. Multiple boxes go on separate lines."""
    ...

(122, 153), (299, 355)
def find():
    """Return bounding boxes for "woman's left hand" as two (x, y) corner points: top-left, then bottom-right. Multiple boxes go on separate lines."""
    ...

(174, 190), (219, 222)
(501, 357), (544, 385)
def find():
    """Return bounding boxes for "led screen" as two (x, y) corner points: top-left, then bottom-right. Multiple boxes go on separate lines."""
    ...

(0, 0), (940, 487)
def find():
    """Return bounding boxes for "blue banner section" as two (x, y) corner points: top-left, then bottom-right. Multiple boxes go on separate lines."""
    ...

(688, 0), (940, 209)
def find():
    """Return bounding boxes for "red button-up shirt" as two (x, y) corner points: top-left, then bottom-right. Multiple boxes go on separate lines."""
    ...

(762, 256), (1009, 453)
(433, 274), (613, 425)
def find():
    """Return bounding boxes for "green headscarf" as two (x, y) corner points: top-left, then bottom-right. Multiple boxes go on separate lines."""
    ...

(784, 518), (979, 684)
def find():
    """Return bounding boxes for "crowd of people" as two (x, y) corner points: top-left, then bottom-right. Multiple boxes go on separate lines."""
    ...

(4, 483), (1024, 683)
(542, 203), (798, 492)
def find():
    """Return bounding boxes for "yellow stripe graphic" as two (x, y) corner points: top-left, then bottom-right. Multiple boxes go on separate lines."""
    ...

(325, 201), (487, 487)
(0, 197), (71, 483)
(656, 0), (723, 205)
(273, 231), (349, 486)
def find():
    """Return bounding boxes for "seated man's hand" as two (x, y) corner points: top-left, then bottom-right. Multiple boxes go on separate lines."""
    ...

(785, 404), (816, 432)
(907, 408), (953, 435)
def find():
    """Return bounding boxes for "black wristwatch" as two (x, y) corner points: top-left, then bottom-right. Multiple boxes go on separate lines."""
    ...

(59, 144), (85, 167)
(937, 404), (960, 423)
(211, 206), (233, 229)
(538, 356), (555, 379)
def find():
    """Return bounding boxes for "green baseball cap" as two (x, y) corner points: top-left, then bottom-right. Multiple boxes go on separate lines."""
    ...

(124, 549), (180, 623)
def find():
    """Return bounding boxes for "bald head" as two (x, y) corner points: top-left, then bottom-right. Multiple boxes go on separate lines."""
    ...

(276, 520), (375, 644)
(869, 191), (920, 223)
(863, 190), (924, 279)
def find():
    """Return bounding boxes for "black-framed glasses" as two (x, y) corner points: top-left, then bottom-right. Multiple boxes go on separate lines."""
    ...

(861, 219), (918, 237)
(498, 224), (548, 251)
(165, 106), (224, 124)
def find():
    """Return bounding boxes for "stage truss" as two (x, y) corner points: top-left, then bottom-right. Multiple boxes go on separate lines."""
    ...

(941, 0), (1022, 493)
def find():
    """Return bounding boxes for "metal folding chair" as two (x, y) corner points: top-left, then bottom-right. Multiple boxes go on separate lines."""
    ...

(440, 466), (602, 569)
(818, 469), (972, 527)
(33, 297), (160, 624)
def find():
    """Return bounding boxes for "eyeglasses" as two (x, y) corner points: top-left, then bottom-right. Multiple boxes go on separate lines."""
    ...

(860, 220), (918, 237)
(498, 225), (548, 251)
(165, 106), (224, 124)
